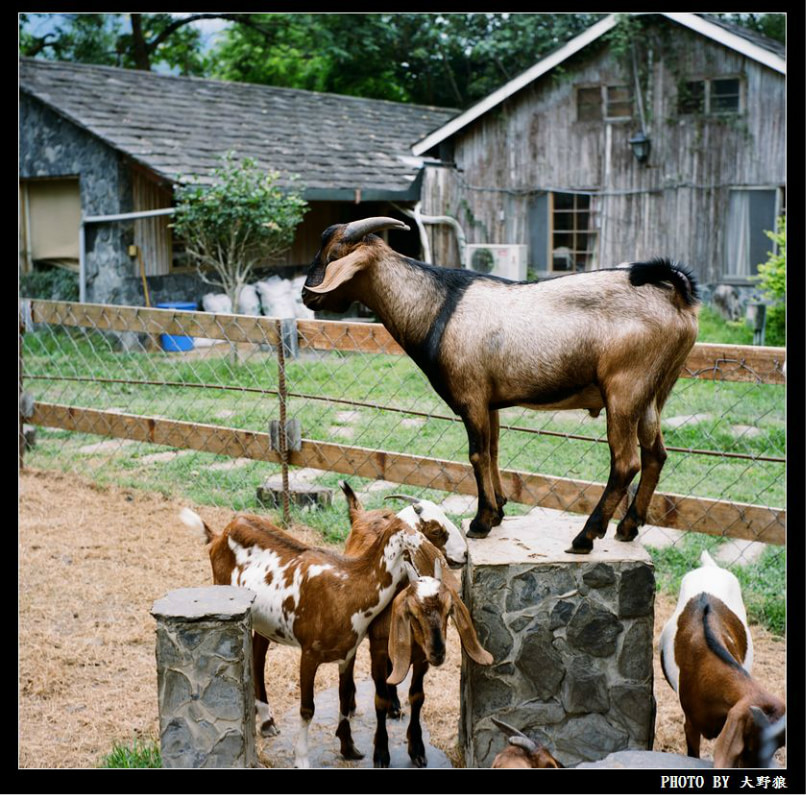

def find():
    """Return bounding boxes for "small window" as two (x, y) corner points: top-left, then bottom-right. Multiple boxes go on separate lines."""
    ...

(577, 87), (602, 121)
(711, 78), (741, 113)
(551, 192), (598, 272)
(605, 85), (632, 119)
(678, 77), (742, 116)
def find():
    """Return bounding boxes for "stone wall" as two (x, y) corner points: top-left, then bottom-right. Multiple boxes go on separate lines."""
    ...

(460, 509), (656, 768)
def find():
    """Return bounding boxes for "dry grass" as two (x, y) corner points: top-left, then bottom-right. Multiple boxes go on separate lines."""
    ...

(18, 468), (785, 768)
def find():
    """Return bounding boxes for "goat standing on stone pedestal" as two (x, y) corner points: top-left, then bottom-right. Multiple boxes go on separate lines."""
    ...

(302, 217), (699, 553)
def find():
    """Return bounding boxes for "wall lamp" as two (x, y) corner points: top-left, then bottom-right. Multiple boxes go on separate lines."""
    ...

(629, 130), (651, 164)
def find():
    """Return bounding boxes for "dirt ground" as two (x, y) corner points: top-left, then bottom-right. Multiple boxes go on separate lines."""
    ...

(17, 468), (787, 769)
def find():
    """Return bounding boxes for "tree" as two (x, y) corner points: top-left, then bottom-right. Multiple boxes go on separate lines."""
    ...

(208, 13), (606, 108)
(755, 216), (786, 347)
(19, 12), (210, 75)
(171, 153), (308, 313)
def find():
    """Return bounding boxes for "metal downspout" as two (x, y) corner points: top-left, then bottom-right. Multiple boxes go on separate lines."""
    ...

(394, 202), (468, 267)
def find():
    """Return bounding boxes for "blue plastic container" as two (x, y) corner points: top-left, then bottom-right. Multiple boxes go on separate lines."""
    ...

(157, 301), (196, 352)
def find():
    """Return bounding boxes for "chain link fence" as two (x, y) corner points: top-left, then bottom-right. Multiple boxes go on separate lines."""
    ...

(20, 300), (785, 580)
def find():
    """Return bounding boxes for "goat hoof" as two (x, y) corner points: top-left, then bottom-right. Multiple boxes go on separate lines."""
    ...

(467, 519), (491, 538)
(567, 532), (593, 554)
(410, 752), (428, 768)
(373, 751), (391, 768)
(342, 745), (364, 761)
(259, 719), (279, 737)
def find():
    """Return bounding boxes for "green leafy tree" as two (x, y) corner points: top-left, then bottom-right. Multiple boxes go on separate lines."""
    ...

(755, 216), (786, 346)
(209, 13), (605, 108)
(19, 12), (209, 74)
(171, 153), (308, 313)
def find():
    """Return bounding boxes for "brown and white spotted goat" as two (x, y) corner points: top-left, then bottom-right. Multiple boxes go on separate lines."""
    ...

(180, 504), (442, 768)
(340, 483), (492, 767)
(302, 217), (700, 554)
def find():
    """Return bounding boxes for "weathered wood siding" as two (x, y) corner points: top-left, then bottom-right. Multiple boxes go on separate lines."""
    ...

(422, 22), (785, 286)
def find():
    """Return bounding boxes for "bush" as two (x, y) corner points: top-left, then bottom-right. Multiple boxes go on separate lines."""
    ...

(755, 215), (786, 346)
(19, 265), (79, 301)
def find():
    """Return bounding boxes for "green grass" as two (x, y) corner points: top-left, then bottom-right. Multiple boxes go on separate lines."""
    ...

(98, 738), (161, 768)
(697, 304), (755, 345)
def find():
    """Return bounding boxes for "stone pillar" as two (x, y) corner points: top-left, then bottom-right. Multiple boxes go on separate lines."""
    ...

(460, 509), (656, 768)
(152, 586), (258, 768)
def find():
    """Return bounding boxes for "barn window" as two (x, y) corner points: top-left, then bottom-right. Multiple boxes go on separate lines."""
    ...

(678, 77), (742, 115)
(724, 188), (780, 280)
(577, 85), (633, 122)
(550, 192), (598, 272)
(605, 85), (632, 119)
(577, 87), (602, 121)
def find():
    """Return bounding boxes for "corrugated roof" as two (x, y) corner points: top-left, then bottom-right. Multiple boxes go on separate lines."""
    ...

(19, 57), (458, 200)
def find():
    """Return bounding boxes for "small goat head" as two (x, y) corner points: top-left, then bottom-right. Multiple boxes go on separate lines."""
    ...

(490, 718), (563, 769)
(387, 559), (492, 685)
(384, 493), (467, 567)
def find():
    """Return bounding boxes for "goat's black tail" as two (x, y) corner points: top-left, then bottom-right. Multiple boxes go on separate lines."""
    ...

(699, 593), (749, 676)
(629, 258), (700, 306)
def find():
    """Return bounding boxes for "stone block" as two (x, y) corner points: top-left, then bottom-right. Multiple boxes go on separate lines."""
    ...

(460, 511), (655, 768)
(152, 586), (258, 768)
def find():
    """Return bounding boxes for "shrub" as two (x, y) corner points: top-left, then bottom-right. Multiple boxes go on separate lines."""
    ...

(755, 215), (786, 346)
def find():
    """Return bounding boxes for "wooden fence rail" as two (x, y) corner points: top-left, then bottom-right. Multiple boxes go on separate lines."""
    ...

(21, 300), (787, 544)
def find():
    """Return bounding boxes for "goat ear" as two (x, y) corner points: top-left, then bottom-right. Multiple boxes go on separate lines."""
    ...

(387, 591), (413, 685)
(302, 248), (370, 295)
(449, 588), (493, 666)
(713, 701), (753, 768)
(339, 480), (363, 522)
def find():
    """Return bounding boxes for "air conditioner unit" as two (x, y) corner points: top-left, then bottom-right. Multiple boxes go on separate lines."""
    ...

(465, 244), (528, 281)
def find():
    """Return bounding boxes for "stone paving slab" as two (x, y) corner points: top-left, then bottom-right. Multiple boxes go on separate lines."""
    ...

(260, 674), (452, 769)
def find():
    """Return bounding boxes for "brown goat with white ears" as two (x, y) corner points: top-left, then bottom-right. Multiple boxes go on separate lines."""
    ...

(180, 504), (443, 768)
(659, 550), (786, 767)
(339, 482), (492, 767)
(301, 217), (699, 554)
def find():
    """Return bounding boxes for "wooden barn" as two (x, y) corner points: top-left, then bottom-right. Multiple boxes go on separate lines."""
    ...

(414, 12), (786, 293)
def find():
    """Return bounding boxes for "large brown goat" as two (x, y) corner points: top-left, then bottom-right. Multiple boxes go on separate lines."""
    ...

(302, 217), (700, 553)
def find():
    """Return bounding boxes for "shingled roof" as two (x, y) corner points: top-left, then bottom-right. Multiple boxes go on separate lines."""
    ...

(19, 57), (458, 201)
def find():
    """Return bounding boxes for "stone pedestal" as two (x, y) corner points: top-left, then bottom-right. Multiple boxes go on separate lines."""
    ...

(460, 509), (656, 768)
(152, 586), (258, 768)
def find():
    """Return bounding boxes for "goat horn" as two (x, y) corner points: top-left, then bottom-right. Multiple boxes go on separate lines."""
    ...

(508, 736), (539, 753)
(492, 718), (537, 751)
(342, 217), (410, 242)
(384, 494), (420, 504)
